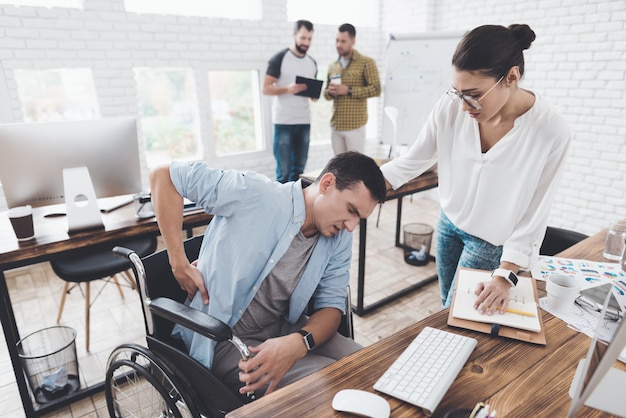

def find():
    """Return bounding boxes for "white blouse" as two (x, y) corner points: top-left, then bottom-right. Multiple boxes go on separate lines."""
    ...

(381, 93), (570, 269)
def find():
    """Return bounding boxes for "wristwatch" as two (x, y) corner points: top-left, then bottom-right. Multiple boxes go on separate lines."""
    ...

(347, 87), (352, 96)
(297, 330), (315, 351)
(492, 268), (518, 287)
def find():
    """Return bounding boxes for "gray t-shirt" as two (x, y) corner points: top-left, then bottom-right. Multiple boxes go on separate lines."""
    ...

(234, 230), (320, 336)
(266, 48), (317, 125)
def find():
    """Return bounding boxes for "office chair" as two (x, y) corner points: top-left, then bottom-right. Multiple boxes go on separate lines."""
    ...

(51, 235), (157, 351)
(539, 226), (588, 256)
(105, 235), (355, 417)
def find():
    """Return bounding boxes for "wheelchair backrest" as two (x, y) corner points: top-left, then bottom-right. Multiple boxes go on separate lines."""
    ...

(141, 235), (204, 345)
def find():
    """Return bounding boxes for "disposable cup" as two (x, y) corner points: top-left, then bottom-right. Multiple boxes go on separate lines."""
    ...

(8, 205), (35, 241)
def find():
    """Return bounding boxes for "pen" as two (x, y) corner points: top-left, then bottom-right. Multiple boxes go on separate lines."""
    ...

(496, 307), (536, 317)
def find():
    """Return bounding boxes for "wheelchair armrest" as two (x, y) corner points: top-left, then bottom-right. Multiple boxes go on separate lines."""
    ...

(149, 297), (233, 342)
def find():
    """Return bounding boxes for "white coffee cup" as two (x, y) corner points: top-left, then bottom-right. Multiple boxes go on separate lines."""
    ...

(8, 205), (35, 241)
(330, 75), (342, 85)
(546, 274), (581, 314)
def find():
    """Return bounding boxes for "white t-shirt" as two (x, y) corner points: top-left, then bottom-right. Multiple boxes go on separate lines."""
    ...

(381, 93), (571, 269)
(266, 48), (317, 125)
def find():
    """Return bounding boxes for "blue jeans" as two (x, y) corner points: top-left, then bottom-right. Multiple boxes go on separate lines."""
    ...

(273, 124), (310, 183)
(436, 210), (503, 308)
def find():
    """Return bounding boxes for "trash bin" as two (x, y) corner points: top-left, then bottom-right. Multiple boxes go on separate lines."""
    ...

(17, 326), (80, 404)
(403, 223), (434, 266)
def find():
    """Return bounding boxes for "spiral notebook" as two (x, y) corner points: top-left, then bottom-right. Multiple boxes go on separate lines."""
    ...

(447, 268), (546, 345)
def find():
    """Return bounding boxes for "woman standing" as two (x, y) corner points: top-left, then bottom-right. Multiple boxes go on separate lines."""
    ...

(381, 24), (570, 314)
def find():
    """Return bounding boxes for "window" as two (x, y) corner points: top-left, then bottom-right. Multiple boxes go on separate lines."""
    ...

(134, 68), (202, 168)
(287, 0), (378, 27)
(125, 0), (261, 20)
(14, 68), (99, 122)
(208, 70), (263, 156)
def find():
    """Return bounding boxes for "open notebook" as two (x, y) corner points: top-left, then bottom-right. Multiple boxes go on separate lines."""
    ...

(448, 268), (546, 344)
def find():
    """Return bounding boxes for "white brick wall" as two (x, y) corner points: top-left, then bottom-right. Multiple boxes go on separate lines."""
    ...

(1, 0), (625, 238)
(0, 0), (385, 210)
(381, 0), (626, 236)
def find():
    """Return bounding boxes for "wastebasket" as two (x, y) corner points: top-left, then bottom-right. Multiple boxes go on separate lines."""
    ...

(403, 223), (434, 266)
(17, 326), (80, 404)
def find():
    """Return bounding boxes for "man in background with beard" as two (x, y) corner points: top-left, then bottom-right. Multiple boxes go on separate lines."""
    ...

(263, 20), (318, 183)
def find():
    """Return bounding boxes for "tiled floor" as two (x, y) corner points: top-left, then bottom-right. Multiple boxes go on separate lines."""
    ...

(0, 195), (442, 418)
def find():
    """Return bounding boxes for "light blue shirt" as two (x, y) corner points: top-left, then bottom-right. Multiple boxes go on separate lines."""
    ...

(169, 161), (353, 369)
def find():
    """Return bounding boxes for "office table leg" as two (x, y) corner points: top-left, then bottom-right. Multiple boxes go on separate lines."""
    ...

(1, 269), (35, 417)
(352, 196), (437, 316)
(1, 269), (106, 417)
(395, 195), (403, 247)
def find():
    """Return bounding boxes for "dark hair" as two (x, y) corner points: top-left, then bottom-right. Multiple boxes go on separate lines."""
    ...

(451, 24), (536, 79)
(295, 19), (314, 32)
(316, 151), (386, 203)
(338, 23), (356, 38)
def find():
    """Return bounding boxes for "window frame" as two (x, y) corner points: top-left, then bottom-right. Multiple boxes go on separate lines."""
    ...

(202, 62), (272, 166)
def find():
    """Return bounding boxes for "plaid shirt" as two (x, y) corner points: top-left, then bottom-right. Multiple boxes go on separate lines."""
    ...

(324, 49), (381, 131)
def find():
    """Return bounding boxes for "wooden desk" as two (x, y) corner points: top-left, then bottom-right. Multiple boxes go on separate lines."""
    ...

(0, 203), (212, 417)
(227, 226), (624, 418)
(302, 169), (439, 315)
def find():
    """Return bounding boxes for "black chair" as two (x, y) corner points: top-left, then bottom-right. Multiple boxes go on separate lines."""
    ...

(105, 235), (354, 417)
(51, 236), (157, 351)
(539, 226), (589, 256)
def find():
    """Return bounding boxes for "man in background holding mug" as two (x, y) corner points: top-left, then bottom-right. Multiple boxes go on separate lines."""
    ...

(324, 23), (381, 155)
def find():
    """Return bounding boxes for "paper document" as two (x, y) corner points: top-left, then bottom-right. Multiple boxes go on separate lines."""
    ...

(451, 269), (542, 333)
(532, 256), (626, 312)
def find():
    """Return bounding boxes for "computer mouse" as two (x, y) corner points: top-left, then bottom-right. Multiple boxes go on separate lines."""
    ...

(332, 389), (390, 418)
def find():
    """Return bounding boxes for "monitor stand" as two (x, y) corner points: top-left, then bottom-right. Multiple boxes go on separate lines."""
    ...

(63, 166), (104, 234)
(569, 359), (626, 416)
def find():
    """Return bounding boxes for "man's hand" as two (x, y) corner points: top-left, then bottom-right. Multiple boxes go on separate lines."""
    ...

(328, 83), (349, 97)
(287, 82), (307, 95)
(237, 333), (306, 396)
(473, 275), (511, 315)
(172, 261), (209, 304)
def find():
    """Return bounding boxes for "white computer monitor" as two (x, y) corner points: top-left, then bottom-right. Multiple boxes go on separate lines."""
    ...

(567, 289), (626, 417)
(0, 118), (142, 232)
(0, 117), (142, 209)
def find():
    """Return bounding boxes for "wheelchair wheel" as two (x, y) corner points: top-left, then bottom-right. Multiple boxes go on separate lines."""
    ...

(105, 344), (199, 418)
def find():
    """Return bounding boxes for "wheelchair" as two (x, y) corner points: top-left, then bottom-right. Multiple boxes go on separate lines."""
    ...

(105, 235), (354, 417)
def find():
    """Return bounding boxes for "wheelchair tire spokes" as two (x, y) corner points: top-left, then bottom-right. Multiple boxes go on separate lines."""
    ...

(105, 345), (198, 418)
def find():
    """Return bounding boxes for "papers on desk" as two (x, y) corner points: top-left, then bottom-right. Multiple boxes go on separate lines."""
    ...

(531, 256), (626, 313)
(533, 256), (626, 364)
(539, 297), (626, 364)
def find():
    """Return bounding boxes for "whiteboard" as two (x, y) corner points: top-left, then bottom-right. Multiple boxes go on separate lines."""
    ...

(381, 32), (463, 150)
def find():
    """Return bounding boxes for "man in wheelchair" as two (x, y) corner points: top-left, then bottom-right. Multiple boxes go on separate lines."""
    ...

(149, 151), (386, 398)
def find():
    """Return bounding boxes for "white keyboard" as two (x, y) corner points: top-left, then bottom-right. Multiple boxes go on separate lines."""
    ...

(373, 327), (477, 416)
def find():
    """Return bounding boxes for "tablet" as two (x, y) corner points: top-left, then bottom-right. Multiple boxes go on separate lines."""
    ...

(295, 76), (323, 99)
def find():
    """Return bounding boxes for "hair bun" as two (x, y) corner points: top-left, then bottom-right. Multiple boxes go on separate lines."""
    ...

(508, 24), (536, 50)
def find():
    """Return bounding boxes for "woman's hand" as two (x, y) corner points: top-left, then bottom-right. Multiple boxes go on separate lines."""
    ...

(473, 276), (511, 315)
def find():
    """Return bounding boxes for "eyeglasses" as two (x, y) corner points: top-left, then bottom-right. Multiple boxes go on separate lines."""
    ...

(446, 76), (504, 110)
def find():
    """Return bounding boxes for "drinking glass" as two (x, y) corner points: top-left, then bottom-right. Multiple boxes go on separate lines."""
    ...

(603, 220), (626, 261)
